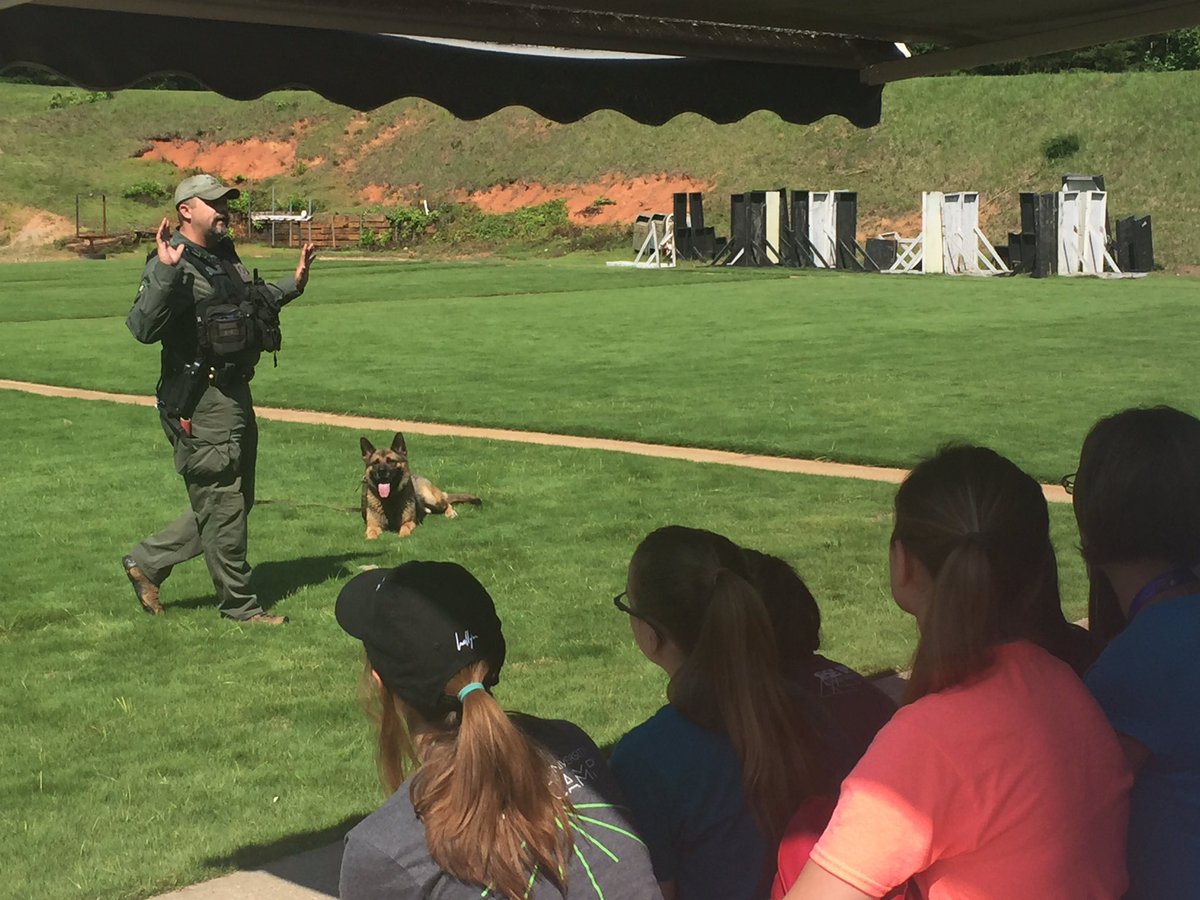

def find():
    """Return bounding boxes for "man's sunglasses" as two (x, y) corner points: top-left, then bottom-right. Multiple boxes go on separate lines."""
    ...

(1060, 472), (1076, 495)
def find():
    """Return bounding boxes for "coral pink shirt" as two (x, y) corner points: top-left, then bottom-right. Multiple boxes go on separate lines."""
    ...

(808, 641), (1131, 899)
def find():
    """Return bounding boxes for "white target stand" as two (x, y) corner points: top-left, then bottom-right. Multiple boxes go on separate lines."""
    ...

(607, 213), (676, 269)
(882, 192), (1008, 275)
(807, 191), (840, 269)
(1058, 190), (1124, 276)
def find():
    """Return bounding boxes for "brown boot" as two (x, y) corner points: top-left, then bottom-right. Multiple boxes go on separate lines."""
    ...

(240, 613), (289, 625)
(122, 556), (163, 615)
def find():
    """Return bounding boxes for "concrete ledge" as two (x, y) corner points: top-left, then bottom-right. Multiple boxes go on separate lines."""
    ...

(149, 841), (341, 900)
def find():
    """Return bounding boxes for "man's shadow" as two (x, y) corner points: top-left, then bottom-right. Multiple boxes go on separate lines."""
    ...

(172, 553), (369, 611)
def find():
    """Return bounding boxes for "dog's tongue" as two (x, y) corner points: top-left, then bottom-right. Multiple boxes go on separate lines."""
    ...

(378, 483), (391, 499)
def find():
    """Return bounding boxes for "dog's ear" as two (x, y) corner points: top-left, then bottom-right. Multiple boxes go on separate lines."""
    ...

(360, 437), (376, 459)
(390, 432), (408, 456)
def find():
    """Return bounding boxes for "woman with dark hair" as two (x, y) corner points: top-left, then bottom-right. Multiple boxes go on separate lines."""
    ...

(740, 548), (896, 765)
(609, 526), (836, 900)
(1073, 406), (1200, 899)
(336, 561), (661, 900)
(780, 445), (1130, 900)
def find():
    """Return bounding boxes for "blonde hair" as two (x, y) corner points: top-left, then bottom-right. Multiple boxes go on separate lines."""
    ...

(362, 659), (573, 899)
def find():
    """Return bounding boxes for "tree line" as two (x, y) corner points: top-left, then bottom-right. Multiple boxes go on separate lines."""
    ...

(913, 28), (1200, 73)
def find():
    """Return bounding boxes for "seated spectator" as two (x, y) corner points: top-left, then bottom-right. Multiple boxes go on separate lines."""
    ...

(336, 561), (662, 900)
(781, 445), (1132, 900)
(609, 526), (838, 900)
(1072, 406), (1200, 900)
(741, 547), (896, 768)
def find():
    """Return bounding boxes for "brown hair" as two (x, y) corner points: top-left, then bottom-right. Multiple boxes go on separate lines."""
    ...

(741, 548), (822, 662)
(628, 526), (829, 846)
(1074, 406), (1200, 644)
(364, 659), (573, 899)
(892, 445), (1064, 702)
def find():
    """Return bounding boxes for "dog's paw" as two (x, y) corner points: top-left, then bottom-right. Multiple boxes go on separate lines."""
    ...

(398, 522), (416, 538)
(443, 506), (458, 519)
(365, 528), (382, 540)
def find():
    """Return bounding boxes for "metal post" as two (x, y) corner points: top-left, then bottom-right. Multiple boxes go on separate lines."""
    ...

(102, 194), (107, 236)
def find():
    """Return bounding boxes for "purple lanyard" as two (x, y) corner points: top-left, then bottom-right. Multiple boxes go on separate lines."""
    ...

(1127, 567), (1200, 621)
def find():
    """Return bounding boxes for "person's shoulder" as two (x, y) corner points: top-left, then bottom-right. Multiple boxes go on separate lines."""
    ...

(1131, 593), (1200, 640)
(510, 713), (599, 757)
(345, 781), (422, 856)
(611, 705), (693, 755)
(1086, 601), (1199, 691)
(340, 790), (428, 899)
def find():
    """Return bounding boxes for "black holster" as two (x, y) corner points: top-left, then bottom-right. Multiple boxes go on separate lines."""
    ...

(157, 360), (208, 419)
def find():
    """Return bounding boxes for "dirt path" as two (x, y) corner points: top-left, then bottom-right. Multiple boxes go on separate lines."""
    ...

(0, 379), (1070, 503)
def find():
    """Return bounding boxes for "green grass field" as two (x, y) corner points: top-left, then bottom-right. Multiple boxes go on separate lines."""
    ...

(2, 253), (1192, 898)
(1, 252), (1195, 481)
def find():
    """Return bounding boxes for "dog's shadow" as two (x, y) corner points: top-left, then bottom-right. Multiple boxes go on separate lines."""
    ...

(171, 553), (363, 612)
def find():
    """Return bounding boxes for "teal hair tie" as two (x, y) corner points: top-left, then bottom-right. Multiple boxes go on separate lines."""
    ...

(457, 682), (487, 703)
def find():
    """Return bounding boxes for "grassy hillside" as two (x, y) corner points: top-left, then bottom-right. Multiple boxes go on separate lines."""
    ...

(0, 72), (1197, 265)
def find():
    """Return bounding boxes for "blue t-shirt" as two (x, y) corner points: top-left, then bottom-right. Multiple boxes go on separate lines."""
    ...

(1086, 593), (1200, 900)
(609, 705), (768, 900)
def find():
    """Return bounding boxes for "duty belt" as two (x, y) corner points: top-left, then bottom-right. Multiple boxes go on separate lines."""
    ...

(209, 364), (253, 387)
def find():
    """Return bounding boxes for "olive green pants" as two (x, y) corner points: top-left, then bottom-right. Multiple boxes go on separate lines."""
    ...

(128, 381), (262, 619)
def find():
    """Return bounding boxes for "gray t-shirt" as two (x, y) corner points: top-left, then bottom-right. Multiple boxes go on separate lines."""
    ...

(340, 715), (663, 900)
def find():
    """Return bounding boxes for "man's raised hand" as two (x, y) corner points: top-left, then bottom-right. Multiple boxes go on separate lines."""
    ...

(295, 242), (316, 291)
(155, 218), (185, 266)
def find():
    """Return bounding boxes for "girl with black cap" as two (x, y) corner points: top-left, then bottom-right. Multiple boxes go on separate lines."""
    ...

(336, 560), (661, 900)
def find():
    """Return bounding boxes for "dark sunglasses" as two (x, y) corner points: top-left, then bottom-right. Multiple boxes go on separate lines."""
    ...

(612, 590), (662, 633)
(1060, 472), (1076, 495)
(612, 590), (638, 616)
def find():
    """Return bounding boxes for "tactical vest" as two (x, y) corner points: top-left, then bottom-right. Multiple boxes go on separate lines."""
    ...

(156, 240), (284, 418)
(183, 244), (282, 358)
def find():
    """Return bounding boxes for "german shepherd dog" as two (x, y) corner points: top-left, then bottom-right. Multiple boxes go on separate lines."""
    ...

(360, 432), (481, 539)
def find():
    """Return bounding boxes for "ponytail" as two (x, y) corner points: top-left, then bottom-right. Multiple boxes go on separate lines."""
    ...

(670, 567), (826, 844)
(411, 661), (573, 899)
(894, 445), (1063, 703)
(904, 538), (1002, 702)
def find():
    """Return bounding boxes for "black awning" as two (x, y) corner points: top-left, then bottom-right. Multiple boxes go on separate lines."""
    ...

(0, 5), (890, 126)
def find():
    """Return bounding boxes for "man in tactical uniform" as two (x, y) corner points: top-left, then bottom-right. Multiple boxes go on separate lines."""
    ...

(122, 173), (316, 624)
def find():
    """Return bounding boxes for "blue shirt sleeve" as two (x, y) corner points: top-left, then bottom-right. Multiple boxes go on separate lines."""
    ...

(1085, 623), (1168, 756)
(610, 731), (678, 883)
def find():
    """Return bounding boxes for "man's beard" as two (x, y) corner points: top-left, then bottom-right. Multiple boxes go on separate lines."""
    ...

(207, 218), (229, 244)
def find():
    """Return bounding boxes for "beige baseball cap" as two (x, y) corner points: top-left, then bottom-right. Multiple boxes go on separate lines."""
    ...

(174, 173), (240, 207)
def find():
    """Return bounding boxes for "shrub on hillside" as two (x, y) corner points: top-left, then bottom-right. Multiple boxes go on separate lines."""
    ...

(377, 205), (438, 243)
(438, 200), (573, 244)
(358, 228), (390, 251)
(122, 180), (170, 204)
(1042, 133), (1081, 162)
(47, 90), (112, 109)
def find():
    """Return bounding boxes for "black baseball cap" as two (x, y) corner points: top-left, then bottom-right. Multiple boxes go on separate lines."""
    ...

(336, 561), (505, 718)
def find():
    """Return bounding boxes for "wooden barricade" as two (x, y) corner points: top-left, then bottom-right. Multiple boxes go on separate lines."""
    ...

(247, 213), (394, 250)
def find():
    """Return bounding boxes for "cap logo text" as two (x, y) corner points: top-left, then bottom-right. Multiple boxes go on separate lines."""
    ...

(455, 631), (477, 651)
